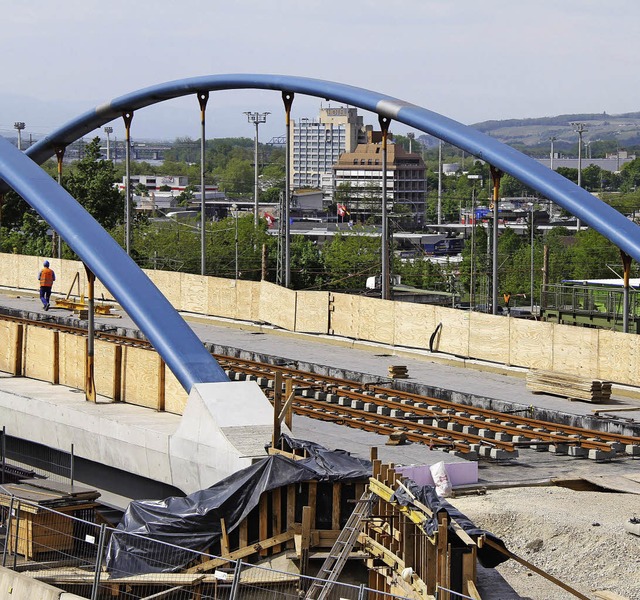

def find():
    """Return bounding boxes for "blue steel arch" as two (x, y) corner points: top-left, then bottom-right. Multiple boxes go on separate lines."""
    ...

(2, 74), (640, 390)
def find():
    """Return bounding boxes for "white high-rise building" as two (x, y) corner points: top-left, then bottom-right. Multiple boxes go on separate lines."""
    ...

(291, 107), (369, 196)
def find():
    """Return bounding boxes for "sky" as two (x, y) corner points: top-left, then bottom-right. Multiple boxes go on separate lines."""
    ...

(2, 0), (639, 143)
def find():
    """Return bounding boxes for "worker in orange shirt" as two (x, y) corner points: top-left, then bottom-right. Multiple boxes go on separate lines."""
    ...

(38, 260), (55, 311)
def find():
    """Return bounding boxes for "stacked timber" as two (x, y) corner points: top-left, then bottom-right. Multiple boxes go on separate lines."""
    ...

(526, 369), (612, 403)
(388, 365), (409, 379)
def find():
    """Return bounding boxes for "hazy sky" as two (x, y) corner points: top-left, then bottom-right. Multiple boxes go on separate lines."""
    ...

(2, 0), (639, 142)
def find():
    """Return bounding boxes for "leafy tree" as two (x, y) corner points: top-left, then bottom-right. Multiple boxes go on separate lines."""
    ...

(396, 258), (447, 291)
(321, 229), (381, 289)
(215, 158), (253, 196)
(290, 236), (325, 289)
(63, 137), (124, 230)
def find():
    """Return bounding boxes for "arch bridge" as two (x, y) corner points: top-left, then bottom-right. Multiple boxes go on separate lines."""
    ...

(1, 74), (639, 392)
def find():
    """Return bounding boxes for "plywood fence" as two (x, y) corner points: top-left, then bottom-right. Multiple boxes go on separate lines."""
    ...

(2, 252), (639, 388)
(0, 319), (188, 413)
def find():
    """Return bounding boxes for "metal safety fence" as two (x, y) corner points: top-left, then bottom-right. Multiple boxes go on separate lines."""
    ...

(0, 498), (414, 600)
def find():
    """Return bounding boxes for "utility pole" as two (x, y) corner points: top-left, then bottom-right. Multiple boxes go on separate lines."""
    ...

(244, 111), (270, 226)
(570, 122), (588, 231)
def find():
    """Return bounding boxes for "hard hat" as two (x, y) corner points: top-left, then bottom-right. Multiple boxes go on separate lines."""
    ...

(43, 260), (50, 267)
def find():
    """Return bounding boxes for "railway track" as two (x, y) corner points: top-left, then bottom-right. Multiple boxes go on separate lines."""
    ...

(3, 314), (639, 462)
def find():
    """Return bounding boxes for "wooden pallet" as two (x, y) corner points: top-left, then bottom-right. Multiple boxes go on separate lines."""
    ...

(526, 369), (612, 403)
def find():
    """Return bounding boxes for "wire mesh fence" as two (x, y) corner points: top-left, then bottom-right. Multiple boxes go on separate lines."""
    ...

(0, 498), (414, 600)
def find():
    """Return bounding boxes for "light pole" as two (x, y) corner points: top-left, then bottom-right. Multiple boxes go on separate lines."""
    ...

(104, 126), (113, 161)
(407, 132), (414, 153)
(14, 122), (25, 151)
(244, 111), (270, 226)
(231, 203), (239, 280)
(437, 139), (443, 225)
(549, 136), (556, 171)
(467, 174), (481, 310)
(529, 202), (535, 312)
(570, 122), (588, 231)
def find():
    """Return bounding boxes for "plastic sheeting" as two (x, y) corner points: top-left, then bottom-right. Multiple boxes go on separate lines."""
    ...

(106, 436), (372, 577)
(391, 480), (508, 568)
(106, 436), (506, 577)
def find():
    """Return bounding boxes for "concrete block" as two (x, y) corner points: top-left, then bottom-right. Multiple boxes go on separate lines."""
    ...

(470, 415), (485, 421)
(447, 422), (463, 432)
(549, 443), (569, 455)
(363, 402), (377, 413)
(494, 432), (512, 442)
(301, 388), (314, 397)
(326, 393), (339, 404)
(455, 411), (470, 418)
(390, 409), (405, 418)
(477, 428), (496, 439)
(530, 439), (548, 452)
(375, 393), (388, 399)
(432, 419), (448, 429)
(624, 520), (640, 537)
(377, 406), (391, 416)
(478, 445), (493, 458)
(351, 399), (364, 410)
(463, 425), (479, 436)
(338, 396), (351, 406)
(414, 402), (428, 409)
(512, 435), (531, 443)
(314, 391), (327, 401)
(256, 376), (270, 387)
(588, 448), (615, 461)
(568, 446), (588, 457)
(490, 448), (518, 460)
(400, 398), (415, 406)
(625, 444), (640, 457)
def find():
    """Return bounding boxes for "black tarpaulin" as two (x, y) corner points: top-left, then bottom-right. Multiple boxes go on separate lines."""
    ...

(391, 479), (508, 568)
(106, 438), (372, 577)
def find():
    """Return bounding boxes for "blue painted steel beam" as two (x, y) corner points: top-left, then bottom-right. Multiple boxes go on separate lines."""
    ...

(0, 136), (228, 391)
(23, 74), (640, 263)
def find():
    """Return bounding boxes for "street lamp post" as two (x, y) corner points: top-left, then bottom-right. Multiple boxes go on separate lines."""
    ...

(570, 122), (588, 231)
(231, 203), (239, 280)
(437, 140), (443, 225)
(529, 202), (535, 312)
(104, 126), (113, 161)
(244, 111), (270, 226)
(467, 174), (482, 310)
(14, 122), (25, 151)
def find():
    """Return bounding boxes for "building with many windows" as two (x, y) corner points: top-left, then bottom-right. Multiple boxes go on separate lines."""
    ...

(290, 107), (370, 194)
(332, 134), (427, 226)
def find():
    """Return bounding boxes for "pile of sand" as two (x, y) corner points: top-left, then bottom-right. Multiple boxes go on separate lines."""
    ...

(450, 486), (640, 600)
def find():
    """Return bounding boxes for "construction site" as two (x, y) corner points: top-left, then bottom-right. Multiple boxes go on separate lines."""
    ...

(0, 253), (638, 600)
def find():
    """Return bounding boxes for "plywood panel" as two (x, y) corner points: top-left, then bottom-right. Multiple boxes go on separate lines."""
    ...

(0, 321), (18, 373)
(329, 293), (361, 339)
(58, 332), (85, 390)
(17, 255), (41, 292)
(1, 253), (21, 288)
(181, 273), (209, 314)
(358, 296), (394, 345)
(211, 278), (238, 319)
(468, 312), (510, 364)
(259, 281), (296, 331)
(294, 291), (329, 334)
(164, 368), (189, 415)
(122, 346), (161, 409)
(394, 302), (436, 349)
(94, 340), (117, 399)
(510, 319), (554, 370)
(145, 269), (182, 309)
(432, 306), (471, 357)
(551, 324), (599, 376)
(597, 330), (640, 384)
(242, 280), (261, 322)
(23, 326), (56, 382)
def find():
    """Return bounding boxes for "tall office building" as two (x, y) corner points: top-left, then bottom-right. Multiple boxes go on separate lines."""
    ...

(333, 133), (427, 226)
(291, 107), (370, 195)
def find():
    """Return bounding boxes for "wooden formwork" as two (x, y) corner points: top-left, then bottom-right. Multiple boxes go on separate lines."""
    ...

(364, 458), (479, 600)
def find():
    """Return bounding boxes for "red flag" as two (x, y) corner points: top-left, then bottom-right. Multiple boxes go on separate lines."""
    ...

(337, 203), (349, 217)
(264, 212), (275, 227)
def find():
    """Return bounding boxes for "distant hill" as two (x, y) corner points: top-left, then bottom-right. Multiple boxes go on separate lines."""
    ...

(419, 111), (640, 156)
